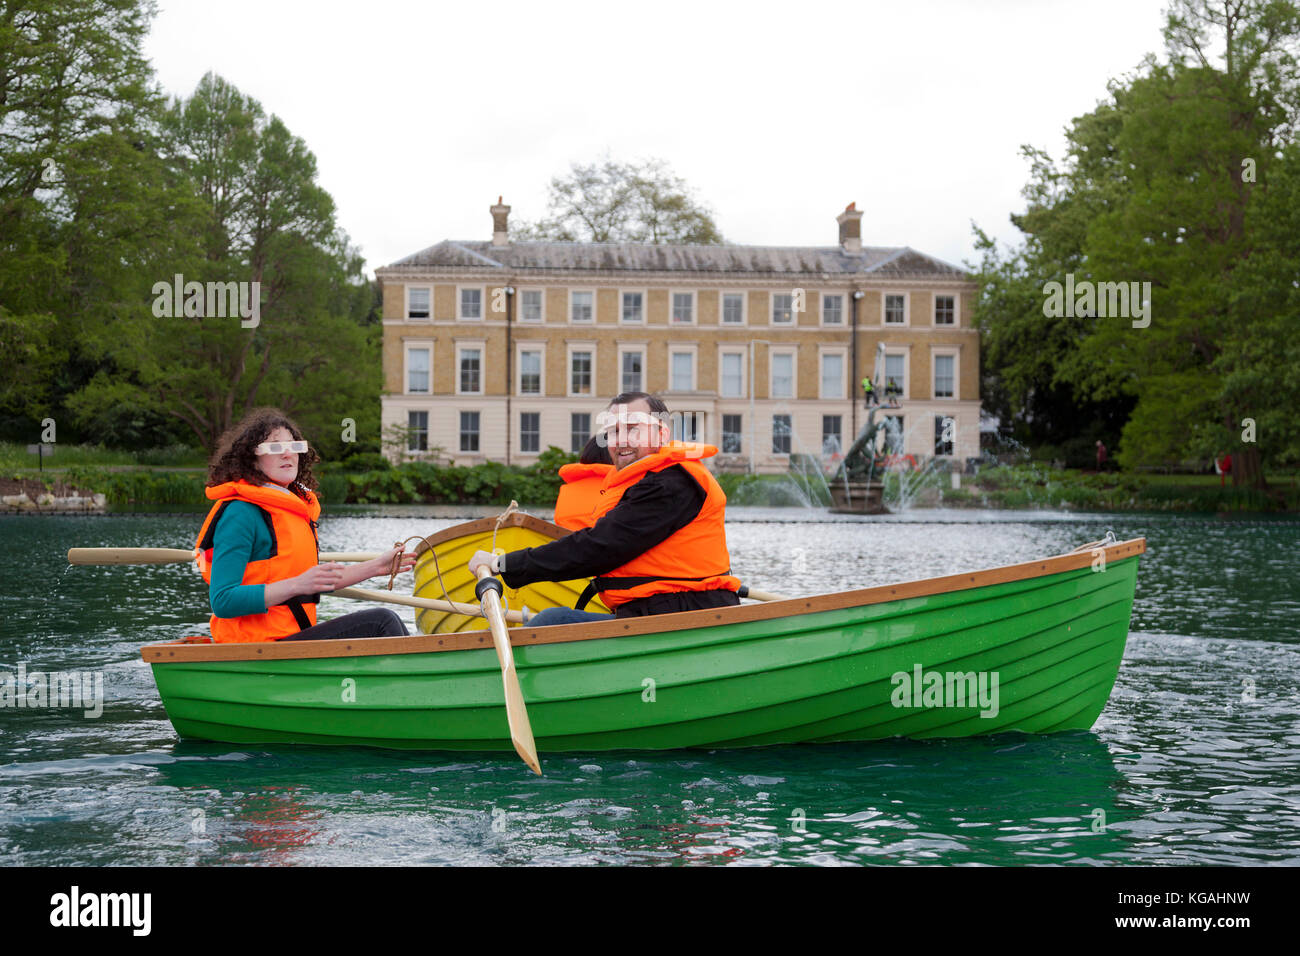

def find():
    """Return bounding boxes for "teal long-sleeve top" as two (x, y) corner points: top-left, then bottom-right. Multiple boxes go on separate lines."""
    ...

(208, 500), (277, 618)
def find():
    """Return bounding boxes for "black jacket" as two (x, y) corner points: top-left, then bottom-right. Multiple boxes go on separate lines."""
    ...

(500, 464), (740, 618)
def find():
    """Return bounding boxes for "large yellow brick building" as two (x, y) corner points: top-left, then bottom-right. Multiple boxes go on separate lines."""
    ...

(377, 201), (980, 471)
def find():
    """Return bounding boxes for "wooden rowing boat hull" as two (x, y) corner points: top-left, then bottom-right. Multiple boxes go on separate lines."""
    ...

(143, 539), (1144, 752)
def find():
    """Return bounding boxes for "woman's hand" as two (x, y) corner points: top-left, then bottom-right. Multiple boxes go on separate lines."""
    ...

(264, 562), (345, 608)
(295, 562), (346, 594)
(324, 547), (419, 591)
(378, 546), (418, 577)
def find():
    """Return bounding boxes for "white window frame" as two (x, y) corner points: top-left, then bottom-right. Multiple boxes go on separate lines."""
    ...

(567, 342), (597, 398)
(771, 413), (793, 456)
(456, 340), (485, 396)
(518, 288), (545, 323)
(882, 291), (909, 327)
(720, 413), (744, 454)
(620, 289), (646, 325)
(932, 347), (959, 400)
(406, 286), (431, 321)
(771, 291), (795, 326)
(403, 340), (433, 395)
(933, 292), (959, 327)
(883, 346), (910, 400)
(458, 409), (482, 454)
(518, 409), (542, 454)
(769, 347), (797, 400)
(821, 292), (845, 326)
(672, 410), (706, 444)
(669, 289), (696, 326)
(515, 341), (545, 397)
(822, 413), (844, 451)
(933, 412), (957, 457)
(457, 285), (484, 322)
(819, 346), (847, 400)
(407, 409), (430, 453)
(569, 289), (595, 325)
(570, 411), (592, 454)
(617, 344), (646, 394)
(668, 344), (698, 392)
(720, 290), (747, 326)
(718, 347), (747, 399)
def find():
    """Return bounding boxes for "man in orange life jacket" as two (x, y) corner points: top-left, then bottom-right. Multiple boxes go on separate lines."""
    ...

(469, 393), (740, 626)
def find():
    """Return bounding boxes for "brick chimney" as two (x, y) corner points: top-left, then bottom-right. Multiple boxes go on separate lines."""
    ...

(837, 202), (863, 254)
(491, 196), (510, 247)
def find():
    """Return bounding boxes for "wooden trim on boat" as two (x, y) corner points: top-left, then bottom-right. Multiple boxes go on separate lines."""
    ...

(411, 512), (568, 555)
(142, 537), (1146, 665)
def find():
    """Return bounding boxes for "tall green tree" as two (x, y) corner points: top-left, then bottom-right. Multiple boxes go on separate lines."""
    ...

(68, 72), (379, 456)
(975, 0), (1300, 485)
(0, 0), (168, 439)
(515, 157), (724, 243)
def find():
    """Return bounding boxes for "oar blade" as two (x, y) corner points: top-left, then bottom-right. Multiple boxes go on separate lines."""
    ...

(501, 675), (542, 775)
(476, 567), (543, 775)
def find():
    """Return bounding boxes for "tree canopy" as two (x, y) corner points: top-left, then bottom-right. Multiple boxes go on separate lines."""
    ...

(974, 0), (1300, 486)
(0, 0), (380, 458)
(515, 157), (724, 244)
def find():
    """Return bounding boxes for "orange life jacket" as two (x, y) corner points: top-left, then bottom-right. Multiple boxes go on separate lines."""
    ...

(554, 462), (614, 531)
(588, 442), (739, 609)
(196, 480), (321, 643)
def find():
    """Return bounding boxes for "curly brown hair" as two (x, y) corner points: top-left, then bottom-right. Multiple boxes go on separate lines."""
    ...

(207, 408), (320, 498)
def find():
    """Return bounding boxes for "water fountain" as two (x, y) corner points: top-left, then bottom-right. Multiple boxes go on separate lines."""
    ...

(724, 407), (834, 509)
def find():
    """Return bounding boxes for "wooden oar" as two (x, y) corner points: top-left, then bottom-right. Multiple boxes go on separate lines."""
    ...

(331, 586), (528, 624)
(475, 566), (541, 776)
(68, 547), (379, 565)
(66, 547), (525, 623)
(68, 547), (783, 609)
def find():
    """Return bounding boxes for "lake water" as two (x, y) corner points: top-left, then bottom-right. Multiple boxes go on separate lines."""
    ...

(1, 506), (1297, 866)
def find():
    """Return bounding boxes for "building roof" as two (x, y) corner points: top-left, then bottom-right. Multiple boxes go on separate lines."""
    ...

(380, 240), (969, 278)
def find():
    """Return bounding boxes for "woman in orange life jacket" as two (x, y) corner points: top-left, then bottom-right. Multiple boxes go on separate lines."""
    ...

(199, 409), (416, 643)
(469, 392), (740, 626)
(553, 434), (613, 532)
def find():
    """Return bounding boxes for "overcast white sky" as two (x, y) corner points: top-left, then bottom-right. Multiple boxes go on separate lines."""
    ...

(142, 0), (1171, 276)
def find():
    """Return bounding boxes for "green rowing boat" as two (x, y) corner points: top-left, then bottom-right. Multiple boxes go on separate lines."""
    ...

(141, 537), (1145, 755)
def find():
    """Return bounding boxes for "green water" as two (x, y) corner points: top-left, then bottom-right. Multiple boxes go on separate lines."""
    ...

(1, 508), (1297, 865)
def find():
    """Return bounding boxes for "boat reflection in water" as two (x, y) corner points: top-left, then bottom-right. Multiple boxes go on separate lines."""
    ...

(151, 732), (1125, 865)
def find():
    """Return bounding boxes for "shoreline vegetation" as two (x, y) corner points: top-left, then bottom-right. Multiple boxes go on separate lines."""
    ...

(2, 443), (1297, 514)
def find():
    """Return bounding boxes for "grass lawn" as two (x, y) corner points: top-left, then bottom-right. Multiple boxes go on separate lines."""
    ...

(1, 441), (207, 473)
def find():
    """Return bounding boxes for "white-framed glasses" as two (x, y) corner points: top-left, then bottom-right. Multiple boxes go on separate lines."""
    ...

(254, 440), (308, 456)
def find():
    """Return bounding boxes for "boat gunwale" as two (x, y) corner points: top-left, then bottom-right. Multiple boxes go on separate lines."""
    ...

(410, 512), (566, 556)
(141, 537), (1146, 665)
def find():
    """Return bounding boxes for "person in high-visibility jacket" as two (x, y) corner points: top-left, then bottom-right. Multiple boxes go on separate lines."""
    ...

(198, 409), (416, 642)
(861, 375), (878, 408)
(469, 393), (740, 625)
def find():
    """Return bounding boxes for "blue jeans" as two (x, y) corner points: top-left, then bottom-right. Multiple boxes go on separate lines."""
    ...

(525, 607), (615, 627)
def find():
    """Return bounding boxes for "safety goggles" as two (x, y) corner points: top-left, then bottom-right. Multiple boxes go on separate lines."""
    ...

(597, 410), (667, 444)
(254, 440), (308, 456)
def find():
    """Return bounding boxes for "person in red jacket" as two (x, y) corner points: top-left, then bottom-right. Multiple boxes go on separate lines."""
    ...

(470, 393), (740, 626)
